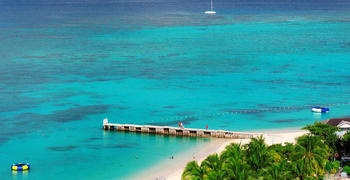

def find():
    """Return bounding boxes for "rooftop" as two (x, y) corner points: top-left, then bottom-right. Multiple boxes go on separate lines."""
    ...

(320, 117), (350, 126)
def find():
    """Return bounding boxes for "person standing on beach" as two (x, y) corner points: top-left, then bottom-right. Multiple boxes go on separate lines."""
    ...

(206, 125), (208, 130)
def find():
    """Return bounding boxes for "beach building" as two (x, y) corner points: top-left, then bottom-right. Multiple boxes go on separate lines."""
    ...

(320, 118), (350, 136)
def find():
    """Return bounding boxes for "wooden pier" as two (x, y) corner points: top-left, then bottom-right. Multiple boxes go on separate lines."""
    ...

(103, 119), (258, 139)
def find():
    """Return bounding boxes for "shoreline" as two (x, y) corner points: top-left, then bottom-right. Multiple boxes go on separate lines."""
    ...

(129, 126), (308, 180)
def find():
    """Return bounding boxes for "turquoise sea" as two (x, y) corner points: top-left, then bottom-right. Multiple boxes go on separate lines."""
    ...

(1, 0), (350, 179)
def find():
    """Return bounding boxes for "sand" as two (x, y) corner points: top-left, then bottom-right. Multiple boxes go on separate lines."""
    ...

(131, 128), (308, 180)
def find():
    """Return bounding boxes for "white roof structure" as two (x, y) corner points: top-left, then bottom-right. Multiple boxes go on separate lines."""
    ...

(338, 120), (350, 129)
(320, 118), (350, 128)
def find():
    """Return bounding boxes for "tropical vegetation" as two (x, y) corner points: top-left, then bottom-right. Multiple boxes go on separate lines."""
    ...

(342, 131), (350, 155)
(343, 166), (350, 175)
(302, 122), (339, 153)
(182, 123), (348, 180)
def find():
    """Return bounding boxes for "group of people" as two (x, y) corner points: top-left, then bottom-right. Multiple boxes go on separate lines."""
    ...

(178, 122), (209, 130)
(178, 122), (185, 128)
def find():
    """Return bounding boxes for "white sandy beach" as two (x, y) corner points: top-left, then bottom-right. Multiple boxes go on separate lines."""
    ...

(130, 128), (308, 180)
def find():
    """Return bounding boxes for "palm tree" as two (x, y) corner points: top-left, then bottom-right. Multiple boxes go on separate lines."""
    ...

(291, 135), (329, 179)
(269, 143), (295, 160)
(200, 154), (223, 179)
(182, 161), (206, 180)
(221, 143), (250, 180)
(264, 159), (295, 180)
(244, 136), (273, 176)
(303, 122), (339, 153)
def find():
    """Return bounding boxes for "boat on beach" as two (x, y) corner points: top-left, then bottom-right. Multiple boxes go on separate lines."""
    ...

(311, 106), (329, 113)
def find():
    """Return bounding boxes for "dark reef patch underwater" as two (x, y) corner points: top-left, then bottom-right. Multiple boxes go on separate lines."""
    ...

(48, 145), (78, 151)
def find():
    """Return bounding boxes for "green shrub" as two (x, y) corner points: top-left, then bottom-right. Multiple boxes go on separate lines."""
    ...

(325, 161), (332, 172)
(332, 161), (340, 170)
(343, 132), (350, 154)
(343, 166), (350, 174)
(326, 161), (340, 173)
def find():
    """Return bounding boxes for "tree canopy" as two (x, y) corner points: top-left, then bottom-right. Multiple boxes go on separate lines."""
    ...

(302, 122), (339, 153)
(342, 131), (350, 155)
(182, 134), (332, 180)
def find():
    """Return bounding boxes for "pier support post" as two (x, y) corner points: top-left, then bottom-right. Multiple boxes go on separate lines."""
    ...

(141, 127), (149, 133)
(169, 129), (176, 135)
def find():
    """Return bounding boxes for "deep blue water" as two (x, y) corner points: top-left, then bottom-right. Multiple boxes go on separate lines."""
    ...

(1, 0), (350, 179)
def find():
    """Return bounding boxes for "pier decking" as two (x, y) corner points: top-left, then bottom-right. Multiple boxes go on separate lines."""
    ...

(103, 119), (258, 139)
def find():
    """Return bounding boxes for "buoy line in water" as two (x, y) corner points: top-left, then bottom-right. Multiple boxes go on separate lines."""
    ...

(146, 102), (350, 123)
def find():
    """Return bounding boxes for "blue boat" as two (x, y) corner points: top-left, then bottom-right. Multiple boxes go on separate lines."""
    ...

(312, 106), (329, 113)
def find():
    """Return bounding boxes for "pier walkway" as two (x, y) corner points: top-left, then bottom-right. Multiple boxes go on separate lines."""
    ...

(103, 119), (259, 139)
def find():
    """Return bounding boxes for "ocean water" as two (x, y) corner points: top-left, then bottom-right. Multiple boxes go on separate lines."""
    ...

(1, 0), (350, 179)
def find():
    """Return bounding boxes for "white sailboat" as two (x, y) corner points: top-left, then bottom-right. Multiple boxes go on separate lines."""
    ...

(205, 0), (216, 14)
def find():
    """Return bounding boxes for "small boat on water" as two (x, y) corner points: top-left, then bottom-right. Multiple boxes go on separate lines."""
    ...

(205, 10), (216, 14)
(312, 106), (329, 113)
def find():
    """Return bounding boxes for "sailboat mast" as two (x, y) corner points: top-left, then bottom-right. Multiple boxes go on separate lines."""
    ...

(204, 0), (216, 14)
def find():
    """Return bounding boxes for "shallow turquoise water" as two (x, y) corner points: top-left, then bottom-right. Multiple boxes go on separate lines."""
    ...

(1, 1), (350, 179)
